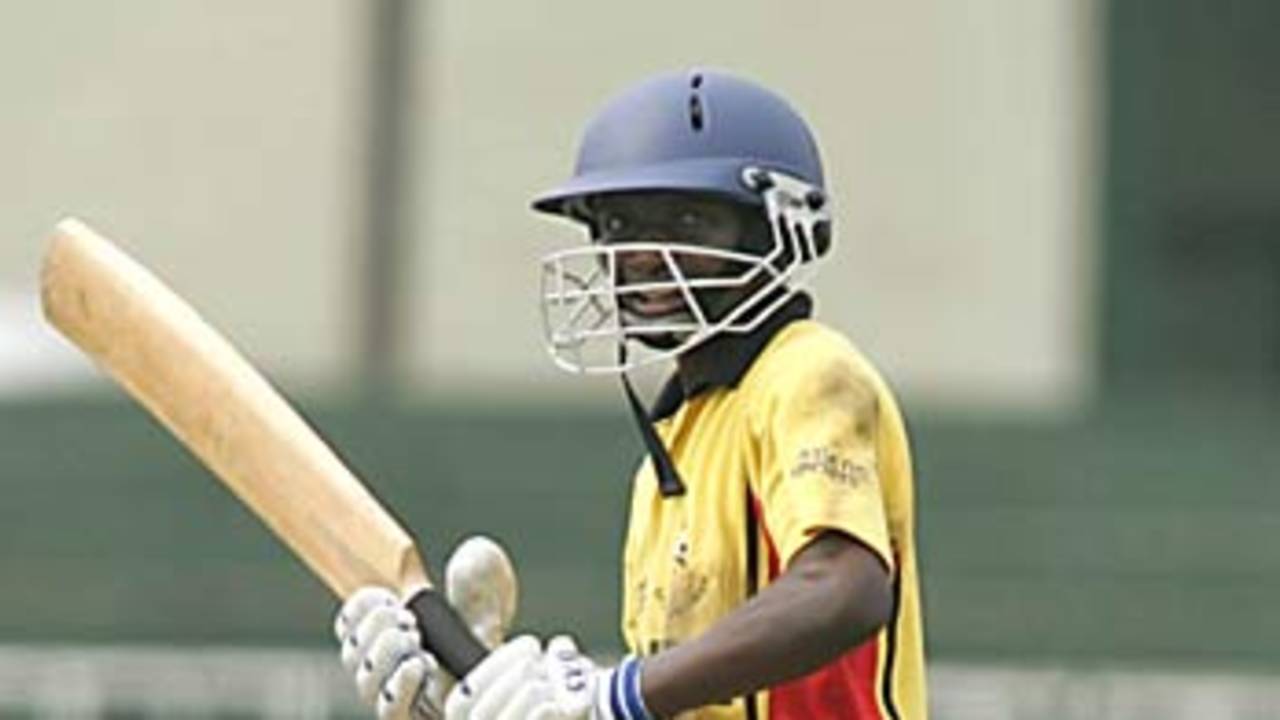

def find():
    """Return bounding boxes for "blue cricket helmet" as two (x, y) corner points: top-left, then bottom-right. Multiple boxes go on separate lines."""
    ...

(536, 69), (835, 376)
(532, 69), (826, 217)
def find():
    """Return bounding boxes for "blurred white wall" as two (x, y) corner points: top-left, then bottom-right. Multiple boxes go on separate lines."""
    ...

(0, 2), (362, 394)
(0, 2), (1100, 411)
(410, 0), (1100, 411)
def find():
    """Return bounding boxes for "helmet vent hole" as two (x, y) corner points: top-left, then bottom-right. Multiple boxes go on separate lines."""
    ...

(690, 73), (703, 89)
(688, 94), (705, 132)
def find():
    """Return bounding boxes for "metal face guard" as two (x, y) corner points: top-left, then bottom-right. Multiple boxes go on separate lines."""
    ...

(540, 168), (833, 374)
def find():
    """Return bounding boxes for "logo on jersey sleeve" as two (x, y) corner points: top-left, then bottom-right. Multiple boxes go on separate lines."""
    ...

(790, 446), (873, 487)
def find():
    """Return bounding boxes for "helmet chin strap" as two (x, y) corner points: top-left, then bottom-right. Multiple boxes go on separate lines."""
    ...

(628, 327), (684, 351)
(618, 343), (686, 497)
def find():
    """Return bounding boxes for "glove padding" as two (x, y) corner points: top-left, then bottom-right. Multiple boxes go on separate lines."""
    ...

(334, 535), (518, 720)
(444, 635), (652, 720)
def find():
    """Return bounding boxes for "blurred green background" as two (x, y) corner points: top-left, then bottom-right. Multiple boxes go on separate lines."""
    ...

(5, 395), (1279, 665)
(1, 0), (1277, 717)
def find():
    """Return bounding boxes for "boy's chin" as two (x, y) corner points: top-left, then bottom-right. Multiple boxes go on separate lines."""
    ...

(631, 332), (686, 351)
(620, 309), (694, 351)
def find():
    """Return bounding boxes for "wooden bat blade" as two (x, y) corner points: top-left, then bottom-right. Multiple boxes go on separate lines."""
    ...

(39, 218), (488, 676)
(39, 218), (429, 598)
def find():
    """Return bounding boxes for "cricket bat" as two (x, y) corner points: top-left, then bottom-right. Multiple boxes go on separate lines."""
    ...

(39, 217), (487, 677)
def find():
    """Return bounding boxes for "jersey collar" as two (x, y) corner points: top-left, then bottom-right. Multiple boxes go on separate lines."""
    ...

(651, 292), (814, 421)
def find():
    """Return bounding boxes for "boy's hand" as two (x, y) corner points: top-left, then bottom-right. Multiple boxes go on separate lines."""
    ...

(333, 536), (518, 719)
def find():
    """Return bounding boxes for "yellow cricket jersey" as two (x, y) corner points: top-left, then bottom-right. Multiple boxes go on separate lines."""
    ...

(621, 296), (926, 719)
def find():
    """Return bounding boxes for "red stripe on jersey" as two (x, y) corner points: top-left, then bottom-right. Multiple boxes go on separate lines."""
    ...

(769, 640), (884, 720)
(750, 496), (886, 720)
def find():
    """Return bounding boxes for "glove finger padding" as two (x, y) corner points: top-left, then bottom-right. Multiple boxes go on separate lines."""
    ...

(445, 635), (542, 719)
(544, 635), (597, 716)
(494, 680), (556, 720)
(377, 654), (441, 720)
(446, 535), (519, 650)
(345, 605), (415, 675)
(470, 662), (537, 720)
(335, 586), (399, 644)
(357, 615), (423, 703)
(526, 703), (570, 720)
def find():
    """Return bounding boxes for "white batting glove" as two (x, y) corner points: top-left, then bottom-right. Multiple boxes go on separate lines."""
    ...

(445, 536), (519, 650)
(333, 535), (519, 720)
(336, 588), (445, 719)
(443, 635), (550, 719)
(444, 635), (653, 720)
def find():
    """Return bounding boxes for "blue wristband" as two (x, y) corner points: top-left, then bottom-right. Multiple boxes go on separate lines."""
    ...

(609, 656), (654, 720)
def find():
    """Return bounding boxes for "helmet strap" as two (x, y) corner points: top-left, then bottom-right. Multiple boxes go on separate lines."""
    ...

(618, 345), (686, 497)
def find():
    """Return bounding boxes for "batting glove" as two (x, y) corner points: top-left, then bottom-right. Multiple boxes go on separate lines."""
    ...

(333, 535), (518, 720)
(444, 635), (653, 720)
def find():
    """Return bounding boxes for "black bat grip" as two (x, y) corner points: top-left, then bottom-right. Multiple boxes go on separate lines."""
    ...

(406, 587), (488, 677)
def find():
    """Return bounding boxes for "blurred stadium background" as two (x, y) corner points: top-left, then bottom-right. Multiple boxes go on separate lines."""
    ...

(1, 0), (1277, 717)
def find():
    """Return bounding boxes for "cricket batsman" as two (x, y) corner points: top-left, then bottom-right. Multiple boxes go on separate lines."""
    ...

(334, 69), (927, 719)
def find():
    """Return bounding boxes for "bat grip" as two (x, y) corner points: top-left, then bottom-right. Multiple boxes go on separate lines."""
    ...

(406, 588), (489, 677)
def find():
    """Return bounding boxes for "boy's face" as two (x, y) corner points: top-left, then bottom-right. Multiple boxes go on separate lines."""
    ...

(588, 192), (749, 324)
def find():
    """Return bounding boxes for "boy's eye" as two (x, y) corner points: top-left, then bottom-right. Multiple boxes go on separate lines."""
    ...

(602, 214), (629, 235)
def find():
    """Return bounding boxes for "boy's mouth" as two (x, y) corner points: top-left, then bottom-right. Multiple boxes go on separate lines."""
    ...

(621, 289), (687, 319)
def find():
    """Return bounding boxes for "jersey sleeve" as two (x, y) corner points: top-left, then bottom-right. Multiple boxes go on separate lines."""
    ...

(751, 345), (894, 571)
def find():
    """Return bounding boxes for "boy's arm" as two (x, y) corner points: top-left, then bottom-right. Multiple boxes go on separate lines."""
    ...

(444, 531), (892, 720)
(640, 530), (893, 715)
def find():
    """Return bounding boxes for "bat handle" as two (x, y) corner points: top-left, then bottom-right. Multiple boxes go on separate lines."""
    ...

(406, 588), (489, 677)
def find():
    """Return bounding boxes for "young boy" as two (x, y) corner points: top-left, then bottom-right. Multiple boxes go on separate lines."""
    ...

(335, 69), (926, 720)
